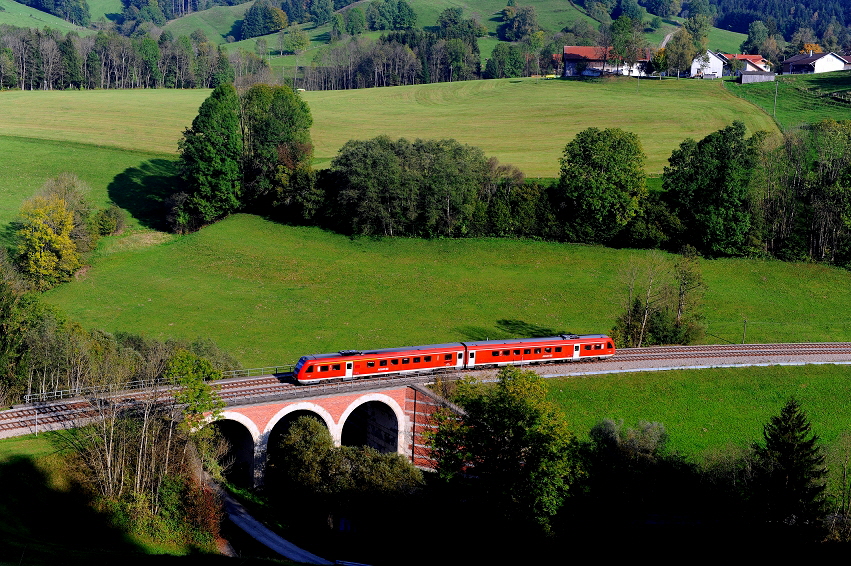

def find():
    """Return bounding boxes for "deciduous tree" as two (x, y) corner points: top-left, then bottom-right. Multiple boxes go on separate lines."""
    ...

(15, 194), (81, 290)
(429, 366), (578, 532)
(558, 127), (647, 243)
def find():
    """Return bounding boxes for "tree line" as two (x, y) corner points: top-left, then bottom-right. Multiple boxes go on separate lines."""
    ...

(0, 25), (275, 90)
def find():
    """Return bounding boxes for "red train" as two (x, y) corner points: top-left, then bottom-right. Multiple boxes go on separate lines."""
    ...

(292, 334), (615, 384)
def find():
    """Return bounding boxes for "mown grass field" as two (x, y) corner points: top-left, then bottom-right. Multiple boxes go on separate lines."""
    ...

(40, 214), (851, 367)
(725, 71), (851, 131)
(0, 78), (779, 180)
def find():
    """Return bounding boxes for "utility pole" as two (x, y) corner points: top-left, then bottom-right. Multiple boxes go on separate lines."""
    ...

(773, 79), (778, 117)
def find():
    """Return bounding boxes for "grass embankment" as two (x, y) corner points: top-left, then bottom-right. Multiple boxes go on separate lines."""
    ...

(41, 214), (851, 367)
(725, 71), (851, 131)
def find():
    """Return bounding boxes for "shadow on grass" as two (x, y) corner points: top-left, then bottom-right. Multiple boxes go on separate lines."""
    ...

(107, 159), (181, 232)
(0, 454), (147, 566)
(454, 319), (568, 341)
(0, 449), (293, 566)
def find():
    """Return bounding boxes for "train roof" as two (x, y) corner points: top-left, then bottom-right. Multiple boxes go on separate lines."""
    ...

(301, 342), (465, 361)
(462, 334), (611, 347)
(299, 335), (611, 361)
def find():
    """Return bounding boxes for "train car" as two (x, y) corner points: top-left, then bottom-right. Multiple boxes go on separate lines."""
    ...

(292, 334), (615, 384)
(463, 334), (614, 368)
(293, 343), (465, 384)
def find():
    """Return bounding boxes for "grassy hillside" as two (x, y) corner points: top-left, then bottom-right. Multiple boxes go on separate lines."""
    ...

(0, 80), (779, 179)
(40, 214), (851, 367)
(86, 0), (122, 23)
(725, 71), (851, 131)
(0, 0), (89, 32)
(303, 77), (779, 174)
(163, 2), (252, 42)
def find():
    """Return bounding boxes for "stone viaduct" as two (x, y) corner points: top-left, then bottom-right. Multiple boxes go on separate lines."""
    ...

(212, 383), (449, 486)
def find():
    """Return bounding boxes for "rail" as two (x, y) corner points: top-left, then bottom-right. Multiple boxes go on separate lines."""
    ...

(23, 364), (294, 404)
(221, 366), (294, 379)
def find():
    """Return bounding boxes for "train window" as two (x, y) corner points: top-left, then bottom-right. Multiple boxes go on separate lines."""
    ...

(402, 358), (410, 364)
(306, 366), (314, 373)
(379, 360), (388, 366)
(555, 347), (562, 352)
(320, 365), (329, 372)
(594, 344), (602, 350)
(545, 347), (552, 353)
(534, 348), (541, 354)
(444, 354), (452, 361)
(524, 349), (531, 355)
(424, 356), (432, 362)
(367, 361), (375, 368)
(500, 350), (508, 356)
(391, 359), (399, 365)
(492, 351), (500, 357)
(458, 353), (463, 359)
(470, 352), (475, 358)
(575, 345), (580, 352)
(584, 345), (592, 350)
(514, 350), (520, 355)
(414, 357), (420, 363)
(332, 364), (341, 370)
(607, 342), (613, 349)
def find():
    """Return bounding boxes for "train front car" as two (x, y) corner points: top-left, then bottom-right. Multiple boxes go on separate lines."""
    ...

(463, 334), (615, 369)
(293, 343), (466, 384)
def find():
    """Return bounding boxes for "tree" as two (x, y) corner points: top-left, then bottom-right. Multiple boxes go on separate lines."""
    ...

(241, 0), (288, 40)
(165, 349), (224, 434)
(739, 20), (768, 54)
(429, 366), (578, 532)
(15, 194), (81, 290)
(345, 8), (366, 35)
(558, 127), (647, 243)
(663, 121), (764, 256)
(241, 83), (314, 208)
(754, 398), (827, 534)
(664, 27), (695, 77)
(484, 42), (524, 78)
(177, 83), (244, 230)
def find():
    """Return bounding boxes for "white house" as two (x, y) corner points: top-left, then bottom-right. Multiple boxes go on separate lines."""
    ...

(690, 50), (726, 78)
(782, 52), (849, 74)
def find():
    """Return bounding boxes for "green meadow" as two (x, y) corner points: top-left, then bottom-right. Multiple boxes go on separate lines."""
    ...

(548, 365), (851, 456)
(42, 214), (851, 367)
(725, 71), (851, 131)
(0, 79), (779, 179)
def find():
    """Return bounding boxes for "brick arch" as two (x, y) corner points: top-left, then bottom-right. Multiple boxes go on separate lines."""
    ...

(217, 410), (262, 441)
(263, 402), (337, 440)
(338, 393), (407, 454)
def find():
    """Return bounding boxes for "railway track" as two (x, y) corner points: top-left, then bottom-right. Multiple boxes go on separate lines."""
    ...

(3, 342), (851, 438)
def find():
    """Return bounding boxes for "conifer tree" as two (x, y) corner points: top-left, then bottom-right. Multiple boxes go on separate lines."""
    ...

(754, 397), (827, 532)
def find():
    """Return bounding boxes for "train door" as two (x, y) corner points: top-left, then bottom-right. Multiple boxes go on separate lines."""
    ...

(457, 351), (465, 370)
(344, 361), (354, 380)
(572, 344), (580, 361)
(467, 349), (476, 368)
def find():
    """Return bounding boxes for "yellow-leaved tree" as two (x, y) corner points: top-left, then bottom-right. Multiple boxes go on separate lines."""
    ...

(16, 194), (81, 290)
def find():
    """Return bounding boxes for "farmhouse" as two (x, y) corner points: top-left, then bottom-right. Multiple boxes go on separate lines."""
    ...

(781, 52), (849, 74)
(722, 53), (771, 72)
(562, 46), (651, 77)
(690, 50), (726, 78)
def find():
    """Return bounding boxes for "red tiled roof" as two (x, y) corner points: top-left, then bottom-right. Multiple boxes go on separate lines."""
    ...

(722, 54), (767, 63)
(563, 46), (607, 60)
